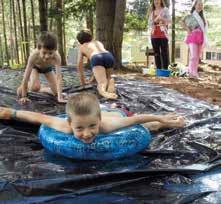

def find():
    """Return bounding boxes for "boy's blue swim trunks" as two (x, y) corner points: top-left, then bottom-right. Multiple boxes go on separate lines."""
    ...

(90, 52), (114, 69)
(33, 65), (53, 74)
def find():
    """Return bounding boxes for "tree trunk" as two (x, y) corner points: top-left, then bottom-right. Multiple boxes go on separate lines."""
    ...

(113, 0), (126, 69)
(0, 34), (4, 65)
(30, 0), (37, 47)
(0, 0), (9, 65)
(17, 0), (26, 62)
(12, 0), (20, 64)
(22, 0), (30, 62)
(96, 0), (125, 69)
(10, 0), (15, 65)
(63, 4), (66, 59)
(96, 0), (116, 53)
(56, 0), (66, 65)
(49, 0), (54, 31)
(38, 0), (48, 31)
(86, 8), (94, 37)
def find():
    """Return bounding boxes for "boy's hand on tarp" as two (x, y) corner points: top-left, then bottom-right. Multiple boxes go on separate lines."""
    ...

(18, 97), (31, 104)
(0, 107), (13, 120)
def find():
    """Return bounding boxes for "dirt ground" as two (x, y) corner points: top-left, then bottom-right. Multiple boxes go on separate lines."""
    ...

(120, 64), (221, 106)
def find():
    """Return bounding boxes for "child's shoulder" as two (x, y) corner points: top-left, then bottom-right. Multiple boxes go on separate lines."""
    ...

(93, 40), (102, 44)
(30, 49), (39, 56)
(53, 51), (61, 63)
(28, 49), (40, 62)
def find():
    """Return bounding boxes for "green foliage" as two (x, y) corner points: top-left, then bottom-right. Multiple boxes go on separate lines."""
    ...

(125, 0), (150, 31)
(125, 12), (148, 31)
(64, 0), (96, 20)
(48, 7), (64, 19)
(128, 0), (150, 17)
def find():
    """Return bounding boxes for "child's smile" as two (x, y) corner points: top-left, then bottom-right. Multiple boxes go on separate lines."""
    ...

(70, 113), (100, 144)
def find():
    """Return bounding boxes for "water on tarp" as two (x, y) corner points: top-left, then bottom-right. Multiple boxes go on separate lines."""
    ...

(0, 67), (220, 203)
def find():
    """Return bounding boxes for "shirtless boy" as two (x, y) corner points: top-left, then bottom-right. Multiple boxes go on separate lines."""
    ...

(76, 29), (117, 99)
(0, 92), (184, 144)
(17, 32), (66, 104)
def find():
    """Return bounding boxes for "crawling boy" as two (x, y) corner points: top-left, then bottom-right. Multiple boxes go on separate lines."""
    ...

(0, 92), (184, 144)
(17, 32), (66, 104)
(76, 29), (117, 99)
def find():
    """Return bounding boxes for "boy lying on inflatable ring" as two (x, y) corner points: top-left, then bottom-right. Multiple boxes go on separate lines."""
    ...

(0, 92), (184, 144)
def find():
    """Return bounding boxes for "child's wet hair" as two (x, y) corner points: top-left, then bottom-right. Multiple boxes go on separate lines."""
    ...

(76, 29), (92, 44)
(37, 31), (58, 50)
(66, 92), (101, 120)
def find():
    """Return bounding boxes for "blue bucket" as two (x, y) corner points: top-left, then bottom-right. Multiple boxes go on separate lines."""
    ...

(156, 69), (171, 77)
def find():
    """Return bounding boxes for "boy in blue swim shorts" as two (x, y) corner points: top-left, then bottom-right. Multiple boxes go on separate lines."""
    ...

(17, 32), (66, 104)
(0, 92), (184, 144)
(76, 29), (117, 99)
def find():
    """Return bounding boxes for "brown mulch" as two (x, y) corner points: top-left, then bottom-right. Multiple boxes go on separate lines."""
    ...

(118, 64), (221, 107)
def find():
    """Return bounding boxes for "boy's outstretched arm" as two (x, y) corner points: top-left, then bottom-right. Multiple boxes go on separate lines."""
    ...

(0, 107), (72, 134)
(77, 52), (86, 85)
(101, 113), (182, 133)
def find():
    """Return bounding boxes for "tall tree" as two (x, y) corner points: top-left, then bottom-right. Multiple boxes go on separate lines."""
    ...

(9, 0), (15, 64)
(49, 0), (55, 31)
(62, 2), (66, 58)
(38, 0), (48, 31)
(96, 0), (126, 69)
(1, 0), (9, 65)
(86, 7), (94, 36)
(17, 0), (26, 62)
(65, 0), (96, 35)
(22, 0), (30, 62)
(0, 35), (3, 65)
(12, 0), (20, 64)
(30, 0), (37, 47)
(56, 0), (66, 65)
(96, 0), (115, 52)
(113, 0), (126, 68)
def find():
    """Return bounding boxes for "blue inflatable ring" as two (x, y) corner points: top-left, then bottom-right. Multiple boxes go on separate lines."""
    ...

(38, 115), (152, 160)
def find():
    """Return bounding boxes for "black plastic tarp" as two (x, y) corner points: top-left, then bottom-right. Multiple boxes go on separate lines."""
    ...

(0, 67), (220, 203)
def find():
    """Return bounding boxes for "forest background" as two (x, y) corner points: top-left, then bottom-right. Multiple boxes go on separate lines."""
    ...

(0, 0), (220, 69)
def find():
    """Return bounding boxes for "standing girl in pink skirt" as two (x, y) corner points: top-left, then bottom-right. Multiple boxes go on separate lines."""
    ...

(182, 0), (208, 78)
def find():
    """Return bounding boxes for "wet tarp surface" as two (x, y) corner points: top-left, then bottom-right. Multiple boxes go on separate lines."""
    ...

(0, 67), (220, 203)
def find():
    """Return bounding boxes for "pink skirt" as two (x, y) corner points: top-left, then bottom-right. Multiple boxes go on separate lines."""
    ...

(185, 28), (204, 45)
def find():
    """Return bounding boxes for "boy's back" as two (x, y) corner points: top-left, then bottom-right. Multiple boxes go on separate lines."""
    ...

(80, 40), (108, 60)
(76, 29), (117, 99)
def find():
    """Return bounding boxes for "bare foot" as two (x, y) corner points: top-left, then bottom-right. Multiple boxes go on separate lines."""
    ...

(0, 107), (13, 120)
(100, 91), (118, 99)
